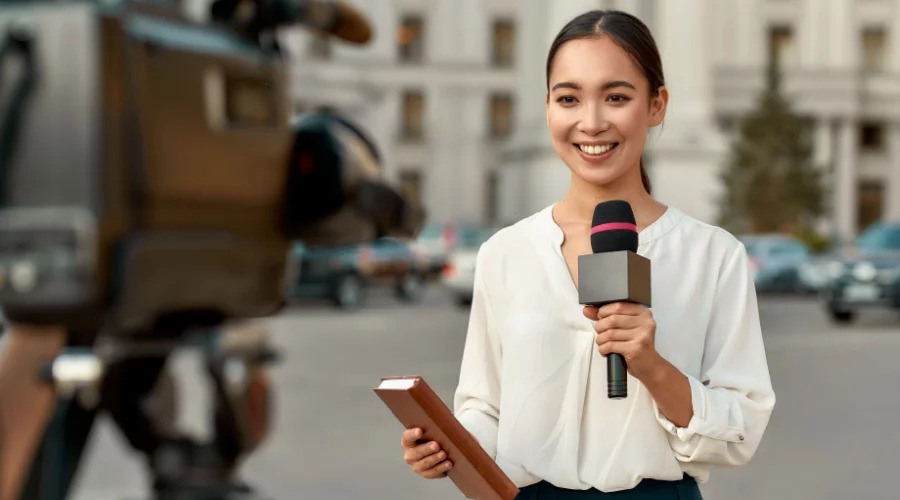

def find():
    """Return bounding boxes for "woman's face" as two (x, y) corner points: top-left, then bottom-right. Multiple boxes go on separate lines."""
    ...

(546, 36), (667, 190)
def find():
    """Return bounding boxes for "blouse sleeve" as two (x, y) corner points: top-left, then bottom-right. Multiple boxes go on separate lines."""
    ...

(453, 244), (502, 460)
(653, 242), (776, 467)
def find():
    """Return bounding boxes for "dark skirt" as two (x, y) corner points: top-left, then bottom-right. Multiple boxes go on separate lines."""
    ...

(515, 474), (702, 499)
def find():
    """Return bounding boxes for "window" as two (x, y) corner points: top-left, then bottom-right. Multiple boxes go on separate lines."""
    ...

(401, 91), (425, 140)
(860, 122), (885, 151)
(308, 33), (332, 60)
(857, 180), (884, 231)
(397, 16), (424, 63)
(491, 19), (516, 68)
(768, 25), (795, 69)
(717, 115), (739, 136)
(861, 27), (887, 73)
(489, 93), (514, 138)
(399, 170), (422, 206)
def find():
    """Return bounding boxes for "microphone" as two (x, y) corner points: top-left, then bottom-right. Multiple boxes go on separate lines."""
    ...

(578, 200), (652, 399)
(211, 0), (373, 44)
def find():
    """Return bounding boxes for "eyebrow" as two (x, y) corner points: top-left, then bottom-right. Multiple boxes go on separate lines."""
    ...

(550, 80), (637, 92)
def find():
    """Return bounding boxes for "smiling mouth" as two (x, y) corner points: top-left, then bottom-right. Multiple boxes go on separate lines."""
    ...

(574, 143), (619, 156)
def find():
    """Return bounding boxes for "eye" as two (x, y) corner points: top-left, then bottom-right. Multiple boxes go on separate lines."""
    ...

(607, 94), (631, 104)
(556, 95), (578, 105)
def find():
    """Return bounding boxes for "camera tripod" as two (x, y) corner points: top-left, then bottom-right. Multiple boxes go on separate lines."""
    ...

(22, 316), (279, 500)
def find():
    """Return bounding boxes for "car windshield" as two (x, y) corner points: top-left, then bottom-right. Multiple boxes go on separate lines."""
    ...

(770, 242), (808, 257)
(856, 225), (900, 251)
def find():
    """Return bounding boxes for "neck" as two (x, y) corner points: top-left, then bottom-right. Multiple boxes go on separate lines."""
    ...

(557, 170), (665, 231)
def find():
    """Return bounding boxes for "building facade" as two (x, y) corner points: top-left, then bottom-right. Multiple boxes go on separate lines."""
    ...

(277, 0), (900, 240)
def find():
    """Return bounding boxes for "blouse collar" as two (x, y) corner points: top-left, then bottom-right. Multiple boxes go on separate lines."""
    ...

(537, 202), (684, 250)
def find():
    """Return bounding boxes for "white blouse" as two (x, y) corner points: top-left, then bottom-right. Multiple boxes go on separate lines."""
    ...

(453, 204), (775, 492)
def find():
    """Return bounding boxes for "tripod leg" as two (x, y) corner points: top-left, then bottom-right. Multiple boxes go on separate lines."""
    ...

(19, 399), (99, 500)
(102, 355), (168, 455)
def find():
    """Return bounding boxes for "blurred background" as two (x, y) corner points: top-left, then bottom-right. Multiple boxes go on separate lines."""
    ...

(2, 0), (900, 499)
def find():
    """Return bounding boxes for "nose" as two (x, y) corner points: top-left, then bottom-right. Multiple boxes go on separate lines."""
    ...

(578, 102), (610, 136)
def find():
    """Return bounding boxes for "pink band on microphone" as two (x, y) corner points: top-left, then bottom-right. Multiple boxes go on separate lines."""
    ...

(591, 222), (638, 234)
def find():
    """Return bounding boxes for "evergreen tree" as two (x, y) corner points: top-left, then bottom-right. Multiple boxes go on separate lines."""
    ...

(718, 62), (825, 235)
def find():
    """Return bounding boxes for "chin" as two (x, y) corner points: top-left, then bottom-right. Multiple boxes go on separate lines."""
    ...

(569, 163), (623, 187)
(578, 173), (621, 189)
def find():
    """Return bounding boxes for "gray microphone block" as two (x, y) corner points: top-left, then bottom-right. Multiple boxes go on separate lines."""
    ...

(577, 251), (651, 308)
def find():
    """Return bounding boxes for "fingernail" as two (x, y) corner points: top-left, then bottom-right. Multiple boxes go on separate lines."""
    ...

(431, 442), (439, 451)
(415, 429), (422, 437)
(438, 451), (446, 459)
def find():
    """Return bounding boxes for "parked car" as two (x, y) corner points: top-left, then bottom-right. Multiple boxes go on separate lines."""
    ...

(442, 226), (499, 306)
(287, 237), (426, 308)
(821, 221), (900, 323)
(414, 222), (499, 280)
(740, 234), (814, 294)
(412, 222), (454, 279)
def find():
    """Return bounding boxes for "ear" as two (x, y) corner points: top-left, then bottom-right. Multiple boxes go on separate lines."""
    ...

(648, 86), (668, 127)
(545, 92), (551, 128)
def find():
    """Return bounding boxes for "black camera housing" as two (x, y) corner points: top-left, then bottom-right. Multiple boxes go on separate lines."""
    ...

(0, 1), (416, 337)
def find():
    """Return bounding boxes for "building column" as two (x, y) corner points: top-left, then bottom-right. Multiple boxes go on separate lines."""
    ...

(834, 119), (858, 242)
(813, 118), (833, 169)
(811, 118), (834, 235)
(825, 0), (856, 70)
(892, 2), (900, 74)
(425, 87), (487, 224)
(886, 123), (900, 221)
(426, 87), (462, 223)
(734, 0), (765, 68)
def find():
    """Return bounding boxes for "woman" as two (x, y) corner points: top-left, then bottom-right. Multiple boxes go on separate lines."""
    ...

(400, 10), (774, 499)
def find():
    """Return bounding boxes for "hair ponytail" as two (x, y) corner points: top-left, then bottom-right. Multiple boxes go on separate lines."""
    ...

(639, 159), (651, 194)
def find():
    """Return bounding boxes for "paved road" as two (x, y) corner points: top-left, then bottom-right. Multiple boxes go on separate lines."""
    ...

(69, 288), (900, 499)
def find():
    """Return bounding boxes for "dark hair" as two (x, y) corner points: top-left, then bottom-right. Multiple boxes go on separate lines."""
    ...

(546, 10), (664, 194)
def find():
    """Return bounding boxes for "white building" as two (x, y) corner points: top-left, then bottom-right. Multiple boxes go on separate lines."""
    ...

(278, 0), (900, 240)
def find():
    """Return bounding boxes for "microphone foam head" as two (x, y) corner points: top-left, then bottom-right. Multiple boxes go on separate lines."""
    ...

(591, 200), (638, 253)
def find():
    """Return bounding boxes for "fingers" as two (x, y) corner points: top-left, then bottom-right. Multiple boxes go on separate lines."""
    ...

(583, 306), (599, 321)
(413, 448), (452, 476)
(595, 327), (638, 347)
(404, 440), (441, 464)
(400, 430), (454, 479)
(419, 457), (454, 479)
(400, 427), (422, 449)
(594, 313), (643, 333)
(596, 302), (647, 318)
(597, 339), (634, 357)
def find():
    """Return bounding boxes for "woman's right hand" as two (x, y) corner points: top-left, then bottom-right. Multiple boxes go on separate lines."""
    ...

(401, 427), (454, 479)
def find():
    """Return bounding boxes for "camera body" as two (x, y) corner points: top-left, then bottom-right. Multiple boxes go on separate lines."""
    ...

(0, 1), (361, 336)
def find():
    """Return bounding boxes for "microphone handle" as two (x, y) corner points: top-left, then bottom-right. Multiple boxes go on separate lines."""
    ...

(608, 353), (627, 399)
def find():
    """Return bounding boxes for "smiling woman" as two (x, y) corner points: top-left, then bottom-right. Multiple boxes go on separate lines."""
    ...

(398, 10), (775, 500)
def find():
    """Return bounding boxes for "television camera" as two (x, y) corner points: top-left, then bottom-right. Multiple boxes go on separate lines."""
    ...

(0, 0), (419, 497)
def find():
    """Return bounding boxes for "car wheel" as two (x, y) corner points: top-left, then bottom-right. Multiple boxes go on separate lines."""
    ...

(396, 273), (424, 302)
(334, 275), (363, 309)
(828, 309), (855, 323)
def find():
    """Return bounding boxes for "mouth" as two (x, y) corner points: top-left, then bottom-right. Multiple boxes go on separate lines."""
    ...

(573, 142), (619, 158)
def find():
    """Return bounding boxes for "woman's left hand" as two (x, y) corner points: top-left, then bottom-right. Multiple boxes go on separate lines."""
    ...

(583, 302), (663, 382)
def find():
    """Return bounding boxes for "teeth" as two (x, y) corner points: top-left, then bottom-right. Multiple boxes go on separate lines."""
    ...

(578, 143), (615, 155)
